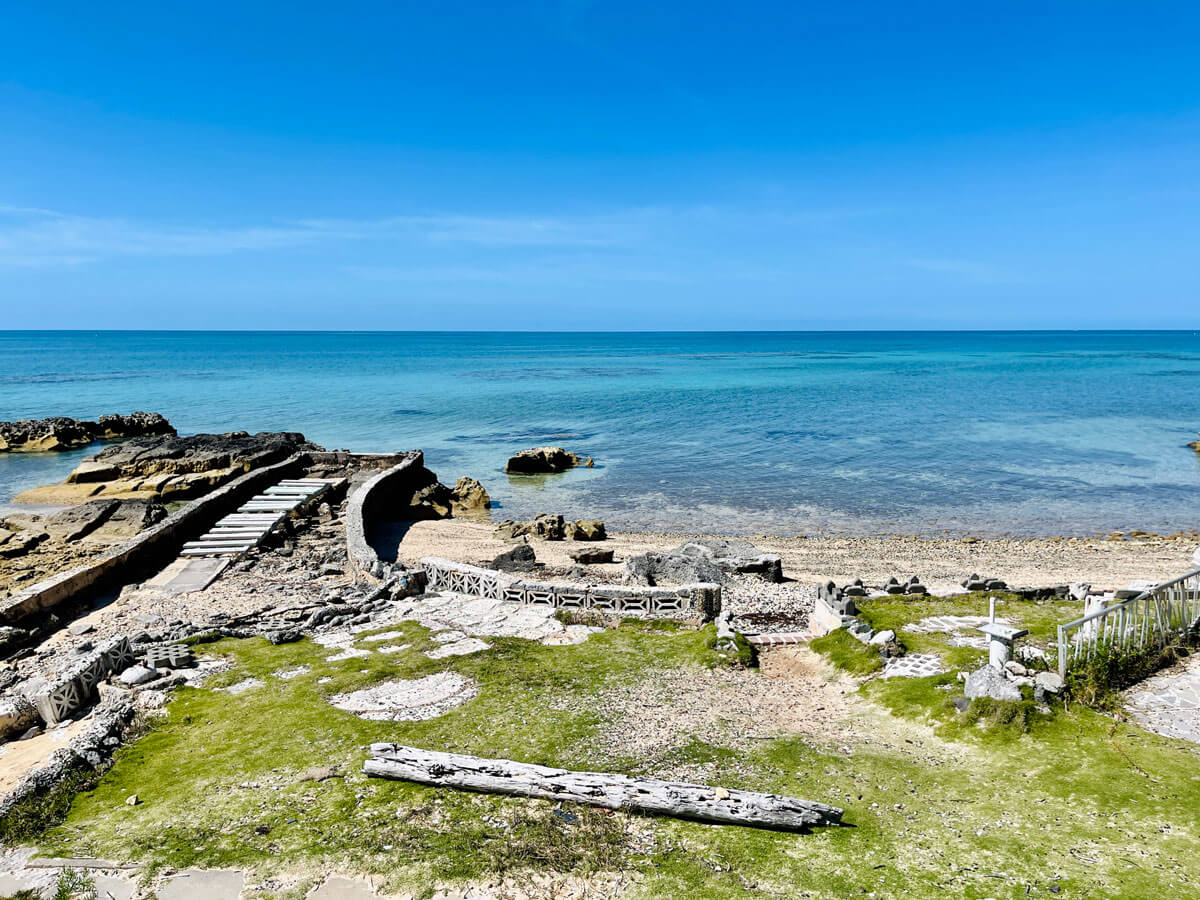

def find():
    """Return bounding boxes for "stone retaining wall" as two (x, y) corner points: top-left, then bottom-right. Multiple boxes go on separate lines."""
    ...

(0, 455), (307, 625)
(422, 557), (721, 622)
(345, 451), (426, 578)
(307, 450), (414, 471)
(809, 592), (853, 636)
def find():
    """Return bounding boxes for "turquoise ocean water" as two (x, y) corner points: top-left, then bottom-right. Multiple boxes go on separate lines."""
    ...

(1, 331), (1199, 537)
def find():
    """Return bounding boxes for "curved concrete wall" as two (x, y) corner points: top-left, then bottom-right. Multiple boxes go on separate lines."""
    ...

(345, 450), (426, 578)
(0, 454), (307, 624)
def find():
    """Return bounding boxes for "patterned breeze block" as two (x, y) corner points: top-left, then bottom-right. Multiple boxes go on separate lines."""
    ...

(32, 673), (85, 726)
(145, 644), (196, 669)
(97, 635), (135, 673)
(72, 654), (108, 699)
(420, 557), (721, 622)
(28, 633), (144, 726)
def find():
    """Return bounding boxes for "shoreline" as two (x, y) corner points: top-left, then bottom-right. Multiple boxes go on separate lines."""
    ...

(391, 517), (1200, 595)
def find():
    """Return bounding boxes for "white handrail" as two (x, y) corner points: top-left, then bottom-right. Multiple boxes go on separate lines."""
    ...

(1056, 567), (1200, 679)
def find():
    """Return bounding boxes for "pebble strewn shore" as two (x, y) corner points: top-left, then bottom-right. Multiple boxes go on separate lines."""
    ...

(392, 518), (1199, 596)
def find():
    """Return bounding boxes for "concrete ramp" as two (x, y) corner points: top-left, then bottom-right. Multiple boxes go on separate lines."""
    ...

(145, 556), (231, 595)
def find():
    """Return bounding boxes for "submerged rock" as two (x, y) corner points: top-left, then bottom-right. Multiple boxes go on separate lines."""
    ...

(505, 446), (592, 475)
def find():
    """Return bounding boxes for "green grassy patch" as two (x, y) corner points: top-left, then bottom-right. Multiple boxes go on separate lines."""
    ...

(0, 762), (102, 844)
(15, 614), (1200, 898)
(809, 627), (885, 675)
(1067, 640), (1196, 709)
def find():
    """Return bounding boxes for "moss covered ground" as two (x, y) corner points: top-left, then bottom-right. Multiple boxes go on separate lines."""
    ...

(15, 600), (1200, 899)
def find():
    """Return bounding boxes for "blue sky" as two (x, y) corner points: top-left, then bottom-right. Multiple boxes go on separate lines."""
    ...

(1, 1), (1199, 329)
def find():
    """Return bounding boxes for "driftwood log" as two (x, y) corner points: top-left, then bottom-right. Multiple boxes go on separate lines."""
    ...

(363, 743), (843, 831)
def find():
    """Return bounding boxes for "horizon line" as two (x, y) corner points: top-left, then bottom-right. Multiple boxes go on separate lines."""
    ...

(2, 328), (1199, 336)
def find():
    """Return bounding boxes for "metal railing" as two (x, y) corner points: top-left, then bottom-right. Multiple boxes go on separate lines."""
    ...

(1057, 567), (1200, 678)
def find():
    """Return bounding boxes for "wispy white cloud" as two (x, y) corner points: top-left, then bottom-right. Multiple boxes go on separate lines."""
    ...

(902, 256), (1025, 285)
(0, 206), (332, 267)
(342, 259), (693, 286)
(0, 206), (639, 268)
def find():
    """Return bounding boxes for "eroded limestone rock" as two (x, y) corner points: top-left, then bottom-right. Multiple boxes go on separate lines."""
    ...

(505, 446), (593, 474)
(15, 430), (320, 504)
(624, 538), (782, 586)
(963, 665), (1022, 701)
(450, 477), (491, 515)
(0, 412), (173, 453)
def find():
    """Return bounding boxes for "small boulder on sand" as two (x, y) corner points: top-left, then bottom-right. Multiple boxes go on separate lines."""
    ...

(492, 542), (537, 572)
(568, 546), (614, 565)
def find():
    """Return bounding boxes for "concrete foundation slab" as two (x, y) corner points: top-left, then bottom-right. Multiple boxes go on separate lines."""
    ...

(157, 868), (245, 899)
(158, 557), (231, 594)
(309, 875), (383, 898)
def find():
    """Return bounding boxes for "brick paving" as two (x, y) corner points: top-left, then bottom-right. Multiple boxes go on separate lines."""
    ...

(745, 632), (811, 647)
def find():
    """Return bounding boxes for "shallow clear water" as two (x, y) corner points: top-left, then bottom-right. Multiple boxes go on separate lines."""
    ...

(2, 330), (1199, 536)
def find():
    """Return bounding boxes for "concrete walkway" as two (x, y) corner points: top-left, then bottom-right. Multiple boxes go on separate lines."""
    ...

(1124, 652), (1200, 743)
(0, 857), (404, 898)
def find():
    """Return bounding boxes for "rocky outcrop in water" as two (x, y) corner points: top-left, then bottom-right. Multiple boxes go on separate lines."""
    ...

(0, 412), (174, 453)
(504, 447), (594, 475)
(450, 477), (491, 515)
(14, 431), (320, 504)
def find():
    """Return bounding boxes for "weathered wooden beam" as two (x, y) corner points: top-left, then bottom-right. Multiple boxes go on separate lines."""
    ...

(363, 744), (842, 831)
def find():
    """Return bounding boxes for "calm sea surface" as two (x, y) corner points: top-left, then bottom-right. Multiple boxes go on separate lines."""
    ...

(1, 331), (1199, 537)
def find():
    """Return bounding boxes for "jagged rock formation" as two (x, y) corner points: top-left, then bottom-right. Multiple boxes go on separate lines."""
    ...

(504, 446), (594, 474)
(0, 412), (174, 453)
(624, 539), (783, 586)
(568, 546), (614, 565)
(491, 542), (537, 572)
(494, 515), (607, 542)
(14, 431), (319, 504)
(450, 477), (491, 515)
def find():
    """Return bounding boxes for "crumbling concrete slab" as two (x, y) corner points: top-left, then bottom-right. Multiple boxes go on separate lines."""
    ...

(93, 874), (137, 899)
(309, 875), (383, 898)
(157, 868), (245, 899)
(158, 557), (231, 594)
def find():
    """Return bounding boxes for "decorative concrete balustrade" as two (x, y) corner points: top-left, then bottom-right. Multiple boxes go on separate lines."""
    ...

(421, 557), (720, 622)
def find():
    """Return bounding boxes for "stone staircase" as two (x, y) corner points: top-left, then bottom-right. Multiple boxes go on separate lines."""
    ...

(180, 478), (341, 558)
